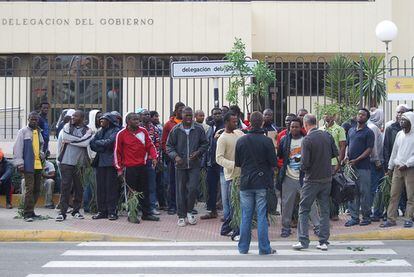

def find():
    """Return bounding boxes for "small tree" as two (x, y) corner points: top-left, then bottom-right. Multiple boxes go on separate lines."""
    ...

(247, 61), (276, 112)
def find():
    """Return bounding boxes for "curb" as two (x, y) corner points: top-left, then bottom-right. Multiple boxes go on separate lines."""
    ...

(0, 230), (156, 242)
(332, 228), (414, 241)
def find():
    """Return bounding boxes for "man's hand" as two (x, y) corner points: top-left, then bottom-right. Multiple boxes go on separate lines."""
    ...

(152, 159), (158, 168)
(175, 156), (184, 166)
(189, 151), (200, 161)
(348, 159), (358, 166)
(17, 165), (24, 173)
(117, 171), (125, 184)
(334, 164), (341, 174)
(375, 161), (383, 171)
(399, 165), (408, 171)
(387, 169), (393, 176)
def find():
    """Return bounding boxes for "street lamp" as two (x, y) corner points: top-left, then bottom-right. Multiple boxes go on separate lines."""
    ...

(375, 20), (398, 72)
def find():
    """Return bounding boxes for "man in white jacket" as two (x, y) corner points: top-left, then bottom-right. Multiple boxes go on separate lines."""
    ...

(380, 112), (414, 228)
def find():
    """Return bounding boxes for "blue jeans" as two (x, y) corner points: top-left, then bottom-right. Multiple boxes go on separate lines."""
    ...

(349, 169), (371, 221)
(370, 162), (385, 217)
(220, 172), (231, 221)
(146, 160), (157, 211)
(298, 182), (331, 247)
(238, 189), (271, 255)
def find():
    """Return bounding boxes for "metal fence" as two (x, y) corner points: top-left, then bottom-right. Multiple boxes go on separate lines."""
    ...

(1, 54), (414, 140)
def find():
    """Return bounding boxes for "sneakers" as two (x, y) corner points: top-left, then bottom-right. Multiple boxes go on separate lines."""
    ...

(379, 221), (396, 228)
(232, 235), (240, 241)
(260, 248), (277, 255)
(55, 214), (66, 222)
(108, 214), (118, 221)
(200, 211), (217, 220)
(24, 216), (33, 222)
(142, 214), (160, 221)
(316, 243), (328, 251)
(292, 242), (308, 250)
(6, 203), (13, 209)
(191, 209), (198, 215)
(404, 220), (413, 228)
(280, 228), (291, 238)
(344, 218), (360, 227)
(177, 218), (186, 227)
(151, 209), (161, 215)
(187, 212), (197, 225)
(92, 212), (108, 220)
(167, 209), (176, 215)
(359, 219), (371, 226)
(72, 212), (85, 219)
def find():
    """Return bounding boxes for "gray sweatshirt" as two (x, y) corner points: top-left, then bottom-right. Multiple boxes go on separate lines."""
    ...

(58, 123), (92, 166)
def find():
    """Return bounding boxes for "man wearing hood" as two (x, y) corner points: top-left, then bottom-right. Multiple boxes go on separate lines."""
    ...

(56, 109), (76, 138)
(162, 102), (185, 215)
(84, 109), (102, 213)
(380, 112), (414, 228)
(90, 113), (121, 220)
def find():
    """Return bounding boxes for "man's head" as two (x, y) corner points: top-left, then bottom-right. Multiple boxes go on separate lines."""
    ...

(211, 107), (223, 124)
(95, 111), (102, 127)
(285, 113), (296, 130)
(223, 111), (238, 132)
(174, 102), (185, 120)
(28, 111), (40, 129)
(126, 112), (140, 129)
(357, 108), (370, 124)
(99, 113), (111, 129)
(71, 110), (85, 126)
(400, 112), (414, 134)
(221, 106), (230, 114)
(182, 107), (194, 127)
(250, 111), (264, 130)
(297, 108), (308, 120)
(290, 117), (302, 138)
(150, 111), (160, 125)
(303, 114), (317, 133)
(39, 102), (50, 116)
(396, 104), (410, 123)
(110, 111), (122, 126)
(263, 109), (274, 125)
(229, 105), (241, 118)
(138, 109), (151, 124)
(323, 112), (336, 125)
(194, 110), (205, 124)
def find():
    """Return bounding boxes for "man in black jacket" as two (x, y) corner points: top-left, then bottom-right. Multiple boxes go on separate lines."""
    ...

(90, 113), (121, 220)
(235, 111), (277, 255)
(0, 149), (13, 209)
(293, 114), (338, 251)
(166, 107), (209, 227)
(201, 107), (224, 219)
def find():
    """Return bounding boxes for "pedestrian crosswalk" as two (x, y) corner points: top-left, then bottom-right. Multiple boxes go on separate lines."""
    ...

(27, 240), (414, 277)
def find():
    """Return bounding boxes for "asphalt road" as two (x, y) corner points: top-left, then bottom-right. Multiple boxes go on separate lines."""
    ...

(1, 240), (414, 277)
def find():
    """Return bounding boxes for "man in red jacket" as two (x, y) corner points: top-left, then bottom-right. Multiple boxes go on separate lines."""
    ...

(161, 102), (185, 215)
(114, 112), (159, 223)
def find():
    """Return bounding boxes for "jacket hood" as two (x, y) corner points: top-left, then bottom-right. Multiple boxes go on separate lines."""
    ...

(369, 108), (384, 129)
(101, 112), (119, 127)
(402, 112), (414, 134)
(88, 109), (101, 132)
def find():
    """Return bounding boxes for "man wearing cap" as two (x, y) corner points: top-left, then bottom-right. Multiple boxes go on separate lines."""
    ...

(13, 112), (45, 222)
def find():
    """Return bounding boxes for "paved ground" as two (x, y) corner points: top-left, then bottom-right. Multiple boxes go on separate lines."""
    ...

(1, 240), (414, 277)
(0, 203), (412, 241)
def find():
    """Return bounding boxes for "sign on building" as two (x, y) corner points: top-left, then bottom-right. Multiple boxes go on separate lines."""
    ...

(171, 60), (258, 78)
(387, 77), (414, 100)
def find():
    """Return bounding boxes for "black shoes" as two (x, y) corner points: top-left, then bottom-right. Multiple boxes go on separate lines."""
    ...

(108, 214), (118, 221)
(92, 212), (108, 220)
(142, 214), (160, 221)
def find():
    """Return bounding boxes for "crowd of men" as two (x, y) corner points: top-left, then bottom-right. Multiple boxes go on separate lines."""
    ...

(2, 100), (414, 254)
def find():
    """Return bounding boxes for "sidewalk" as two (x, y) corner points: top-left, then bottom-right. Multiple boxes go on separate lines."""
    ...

(1, 202), (413, 241)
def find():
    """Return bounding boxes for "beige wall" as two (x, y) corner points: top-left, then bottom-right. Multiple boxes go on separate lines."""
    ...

(0, 2), (252, 55)
(391, 0), (414, 61)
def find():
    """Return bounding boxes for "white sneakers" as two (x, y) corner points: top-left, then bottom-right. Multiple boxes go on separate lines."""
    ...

(292, 242), (328, 251)
(177, 218), (186, 227)
(187, 212), (197, 225)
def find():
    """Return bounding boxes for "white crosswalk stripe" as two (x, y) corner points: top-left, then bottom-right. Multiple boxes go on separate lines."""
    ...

(27, 240), (414, 277)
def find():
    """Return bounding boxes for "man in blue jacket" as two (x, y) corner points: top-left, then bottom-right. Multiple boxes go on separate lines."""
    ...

(90, 113), (121, 220)
(0, 149), (13, 209)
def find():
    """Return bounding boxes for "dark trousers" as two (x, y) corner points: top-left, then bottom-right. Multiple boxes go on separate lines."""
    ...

(167, 159), (176, 211)
(59, 164), (83, 215)
(0, 178), (12, 204)
(206, 164), (221, 212)
(156, 162), (167, 208)
(125, 165), (151, 216)
(176, 167), (200, 218)
(23, 170), (42, 217)
(96, 166), (119, 215)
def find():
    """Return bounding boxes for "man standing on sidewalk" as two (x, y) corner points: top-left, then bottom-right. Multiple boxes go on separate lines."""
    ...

(0, 149), (14, 209)
(166, 107), (209, 227)
(161, 102), (185, 215)
(37, 102), (50, 155)
(235, 111), (277, 255)
(13, 112), (44, 222)
(292, 114), (338, 251)
(216, 111), (244, 236)
(201, 107), (224, 220)
(380, 112), (414, 228)
(115, 112), (160, 223)
(344, 108), (375, 227)
(56, 110), (92, 222)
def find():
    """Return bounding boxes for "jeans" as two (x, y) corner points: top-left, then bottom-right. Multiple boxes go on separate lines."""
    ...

(206, 164), (221, 212)
(156, 160), (168, 208)
(220, 172), (231, 221)
(349, 169), (371, 221)
(370, 162), (385, 217)
(298, 182), (331, 247)
(83, 183), (92, 212)
(238, 189), (272, 255)
(146, 160), (157, 211)
(167, 159), (176, 211)
(43, 179), (55, 206)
